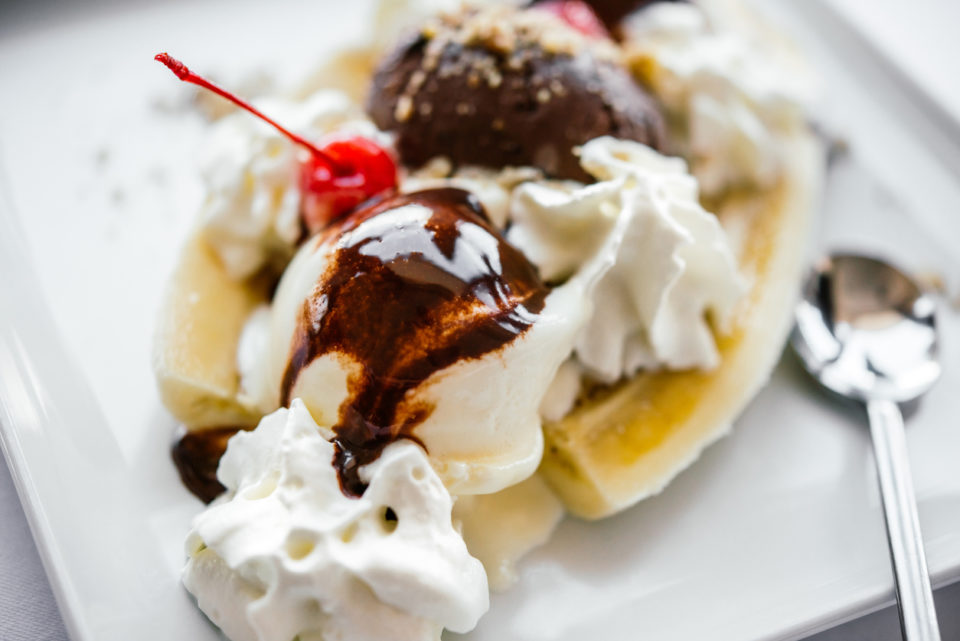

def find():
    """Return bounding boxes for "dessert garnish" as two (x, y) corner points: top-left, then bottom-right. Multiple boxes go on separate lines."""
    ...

(366, 5), (666, 182)
(155, 52), (396, 230)
(183, 400), (489, 641)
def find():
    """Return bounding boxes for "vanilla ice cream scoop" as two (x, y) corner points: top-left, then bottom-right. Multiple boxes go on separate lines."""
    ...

(241, 188), (595, 495)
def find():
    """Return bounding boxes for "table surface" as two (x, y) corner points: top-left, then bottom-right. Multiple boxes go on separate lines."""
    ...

(1, 0), (959, 640)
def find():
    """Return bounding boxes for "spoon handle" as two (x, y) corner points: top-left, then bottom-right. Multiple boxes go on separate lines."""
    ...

(867, 399), (941, 641)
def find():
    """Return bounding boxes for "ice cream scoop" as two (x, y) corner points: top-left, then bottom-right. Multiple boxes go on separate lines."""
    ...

(367, 4), (666, 182)
(242, 187), (595, 495)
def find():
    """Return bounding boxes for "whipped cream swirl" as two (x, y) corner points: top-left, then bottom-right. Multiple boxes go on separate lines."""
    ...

(183, 400), (488, 641)
(508, 137), (744, 384)
(621, 0), (814, 197)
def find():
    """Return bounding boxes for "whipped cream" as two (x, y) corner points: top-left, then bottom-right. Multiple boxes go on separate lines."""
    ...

(621, 1), (814, 197)
(198, 90), (388, 279)
(508, 137), (744, 384)
(183, 400), (488, 641)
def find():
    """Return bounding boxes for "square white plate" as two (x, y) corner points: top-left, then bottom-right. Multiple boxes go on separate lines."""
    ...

(0, 1), (958, 640)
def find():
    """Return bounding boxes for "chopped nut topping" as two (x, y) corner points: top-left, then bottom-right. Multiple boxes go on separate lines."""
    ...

(395, 95), (414, 122)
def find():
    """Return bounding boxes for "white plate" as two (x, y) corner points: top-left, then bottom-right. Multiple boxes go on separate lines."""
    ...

(0, 1), (958, 640)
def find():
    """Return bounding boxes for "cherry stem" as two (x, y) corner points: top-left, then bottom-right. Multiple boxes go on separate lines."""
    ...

(154, 52), (343, 171)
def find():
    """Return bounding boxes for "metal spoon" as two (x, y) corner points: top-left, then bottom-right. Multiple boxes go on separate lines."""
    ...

(792, 253), (941, 641)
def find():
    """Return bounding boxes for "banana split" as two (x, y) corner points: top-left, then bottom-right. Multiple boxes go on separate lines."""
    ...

(152, 1), (822, 639)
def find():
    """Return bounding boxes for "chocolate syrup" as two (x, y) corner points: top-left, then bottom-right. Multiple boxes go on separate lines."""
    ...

(280, 188), (549, 497)
(171, 425), (242, 503)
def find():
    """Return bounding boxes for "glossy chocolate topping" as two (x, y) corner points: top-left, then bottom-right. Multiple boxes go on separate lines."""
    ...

(279, 188), (549, 497)
(367, 7), (666, 182)
(171, 425), (242, 503)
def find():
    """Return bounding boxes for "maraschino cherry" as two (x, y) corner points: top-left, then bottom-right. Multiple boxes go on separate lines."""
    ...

(155, 53), (397, 233)
(535, 0), (609, 39)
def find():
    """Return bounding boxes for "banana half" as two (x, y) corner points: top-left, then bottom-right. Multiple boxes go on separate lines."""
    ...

(153, 231), (268, 431)
(539, 131), (823, 519)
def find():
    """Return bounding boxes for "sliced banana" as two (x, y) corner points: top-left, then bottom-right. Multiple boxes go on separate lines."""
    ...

(539, 132), (822, 519)
(153, 231), (268, 430)
(454, 474), (564, 591)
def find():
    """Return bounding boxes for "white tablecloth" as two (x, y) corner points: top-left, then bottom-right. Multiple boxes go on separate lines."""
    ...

(0, 458), (69, 641)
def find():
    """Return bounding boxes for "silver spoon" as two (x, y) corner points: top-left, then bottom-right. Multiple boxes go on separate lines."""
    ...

(792, 253), (941, 641)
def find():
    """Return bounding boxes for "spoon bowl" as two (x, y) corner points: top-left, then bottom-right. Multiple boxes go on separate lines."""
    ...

(793, 254), (940, 404)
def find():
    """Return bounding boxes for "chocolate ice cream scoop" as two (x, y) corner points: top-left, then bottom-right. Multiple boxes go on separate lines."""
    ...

(367, 6), (666, 182)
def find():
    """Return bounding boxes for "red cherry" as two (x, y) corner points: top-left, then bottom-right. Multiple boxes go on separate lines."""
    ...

(535, 0), (609, 39)
(300, 137), (397, 234)
(154, 53), (397, 231)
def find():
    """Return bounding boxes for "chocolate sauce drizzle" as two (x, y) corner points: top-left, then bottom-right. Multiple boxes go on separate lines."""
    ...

(171, 425), (242, 503)
(279, 188), (548, 497)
